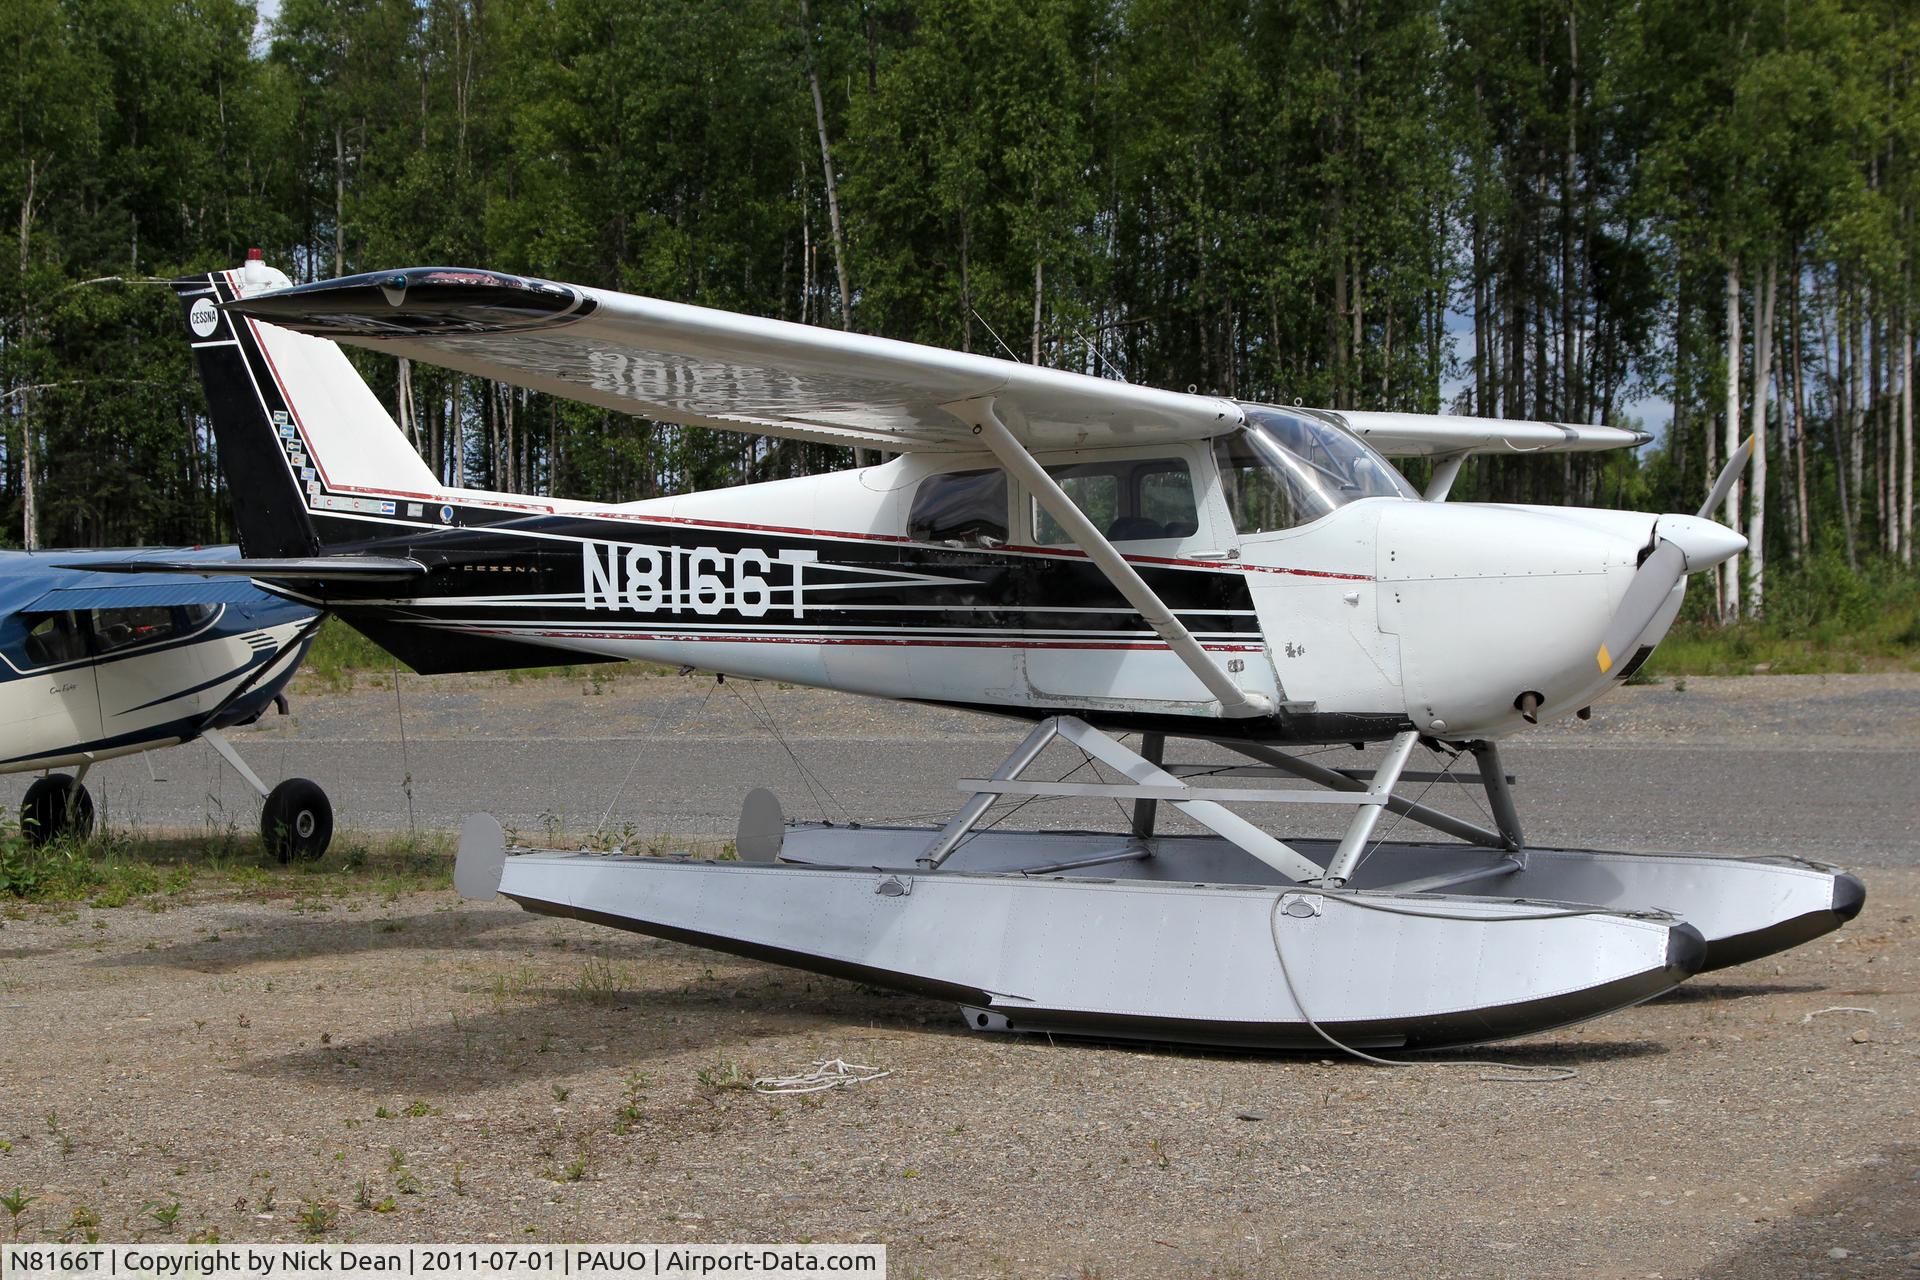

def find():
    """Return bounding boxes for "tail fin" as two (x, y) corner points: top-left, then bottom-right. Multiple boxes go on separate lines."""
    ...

(174, 254), (444, 557)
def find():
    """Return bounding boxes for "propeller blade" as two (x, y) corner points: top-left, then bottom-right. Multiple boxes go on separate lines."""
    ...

(1698, 435), (1756, 521)
(1595, 540), (1686, 675)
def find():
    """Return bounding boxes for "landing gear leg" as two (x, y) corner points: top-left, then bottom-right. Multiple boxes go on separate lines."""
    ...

(1468, 740), (1525, 851)
(202, 727), (333, 862)
(1317, 730), (1420, 886)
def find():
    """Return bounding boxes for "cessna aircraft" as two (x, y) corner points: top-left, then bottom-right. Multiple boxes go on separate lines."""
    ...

(101, 252), (1863, 1049)
(0, 546), (332, 857)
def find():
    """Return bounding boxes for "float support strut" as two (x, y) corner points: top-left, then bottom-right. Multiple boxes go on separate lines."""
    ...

(919, 718), (1059, 869)
(1224, 740), (1509, 850)
(1130, 733), (1166, 839)
(1469, 739), (1525, 851)
(1319, 730), (1420, 885)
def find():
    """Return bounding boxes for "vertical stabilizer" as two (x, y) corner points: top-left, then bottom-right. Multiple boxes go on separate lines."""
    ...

(173, 253), (443, 556)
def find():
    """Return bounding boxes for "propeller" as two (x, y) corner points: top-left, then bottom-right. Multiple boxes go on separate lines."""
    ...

(1594, 437), (1753, 676)
(1698, 434), (1755, 521)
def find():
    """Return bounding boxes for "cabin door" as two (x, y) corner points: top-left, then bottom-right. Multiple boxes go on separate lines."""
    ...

(0, 611), (103, 766)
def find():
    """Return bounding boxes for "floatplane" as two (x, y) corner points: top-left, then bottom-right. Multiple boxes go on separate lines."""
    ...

(92, 251), (1863, 1048)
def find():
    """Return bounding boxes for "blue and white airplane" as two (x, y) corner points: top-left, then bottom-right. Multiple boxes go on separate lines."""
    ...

(0, 546), (332, 858)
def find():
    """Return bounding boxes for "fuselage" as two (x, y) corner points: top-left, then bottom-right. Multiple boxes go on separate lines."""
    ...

(0, 549), (317, 772)
(301, 429), (1675, 744)
(182, 260), (1707, 746)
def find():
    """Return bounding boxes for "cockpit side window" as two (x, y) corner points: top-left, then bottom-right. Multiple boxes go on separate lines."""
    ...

(1215, 408), (1415, 534)
(909, 468), (1010, 546)
(88, 606), (178, 655)
(1214, 435), (1314, 534)
(1031, 457), (1200, 545)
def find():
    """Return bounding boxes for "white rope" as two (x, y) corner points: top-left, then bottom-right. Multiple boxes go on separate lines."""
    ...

(1268, 892), (1578, 1083)
(751, 1058), (892, 1095)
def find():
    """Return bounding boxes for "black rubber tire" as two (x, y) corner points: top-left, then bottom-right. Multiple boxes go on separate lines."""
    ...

(261, 778), (333, 863)
(20, 775), (94, 845)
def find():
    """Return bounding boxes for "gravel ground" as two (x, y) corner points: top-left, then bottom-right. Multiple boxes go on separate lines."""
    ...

(0, 674), (1915, 1277)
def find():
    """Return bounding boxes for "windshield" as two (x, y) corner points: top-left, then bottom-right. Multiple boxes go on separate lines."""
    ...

(1214, 407), (1416, 534)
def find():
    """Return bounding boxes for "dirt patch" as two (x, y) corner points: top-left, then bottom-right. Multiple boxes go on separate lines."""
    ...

(0, 869), (1913, 1278)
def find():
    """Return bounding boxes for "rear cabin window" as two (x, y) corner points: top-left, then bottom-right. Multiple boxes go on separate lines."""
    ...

(18, 611), (86, 667)
(89, 606), (177, 654)
(1032, 458), (1199, 545)
(909, 469), (1009, 546)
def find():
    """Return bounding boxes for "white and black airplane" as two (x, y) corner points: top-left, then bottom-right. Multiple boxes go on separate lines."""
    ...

(91, 252), (1862, 1050)
(0, 546), (332, 857)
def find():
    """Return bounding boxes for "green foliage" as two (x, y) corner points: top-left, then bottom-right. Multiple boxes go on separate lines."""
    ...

(300, 618), (397, 690)
(0, 0), (1911, 629)
(1647, 557), (1920, 675)
(0, 821), (452, 904)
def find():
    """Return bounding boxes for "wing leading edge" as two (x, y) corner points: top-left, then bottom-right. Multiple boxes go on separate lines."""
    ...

(225, 266), (1650, 459)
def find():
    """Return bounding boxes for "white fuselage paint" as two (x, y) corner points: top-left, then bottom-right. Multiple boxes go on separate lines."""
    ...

(0, 614), (308, 772)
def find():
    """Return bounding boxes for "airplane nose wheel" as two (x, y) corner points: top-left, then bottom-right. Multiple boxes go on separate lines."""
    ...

(262, 778), (333, 863)
(20, 774), (94, 845)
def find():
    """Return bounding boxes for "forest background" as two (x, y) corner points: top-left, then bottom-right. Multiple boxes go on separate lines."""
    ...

(3, 0), (1917, 671)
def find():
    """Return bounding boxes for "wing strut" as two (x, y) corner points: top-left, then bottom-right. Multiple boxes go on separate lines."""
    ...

(952, 397), (1273, 720)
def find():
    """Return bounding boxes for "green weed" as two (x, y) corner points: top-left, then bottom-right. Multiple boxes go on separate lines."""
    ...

(1647, 555), (1920, 678)
(1, 1188), (33, 1239)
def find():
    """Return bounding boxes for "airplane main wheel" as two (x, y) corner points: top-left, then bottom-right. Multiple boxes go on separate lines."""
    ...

(262, 778), (333, 863)
(20, 775), (94, 845)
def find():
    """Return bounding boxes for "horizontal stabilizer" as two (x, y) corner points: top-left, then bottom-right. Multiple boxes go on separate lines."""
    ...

(54, 555), (426, 582)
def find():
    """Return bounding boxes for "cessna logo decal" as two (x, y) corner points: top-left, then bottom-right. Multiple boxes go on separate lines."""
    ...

(188, 297), (219, 337)
(583, 542), (820, 617)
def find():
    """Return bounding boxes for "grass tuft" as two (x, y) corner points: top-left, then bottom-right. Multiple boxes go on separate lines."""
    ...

(0, 819), (453, 906)
(1644, 555), (1920, 678)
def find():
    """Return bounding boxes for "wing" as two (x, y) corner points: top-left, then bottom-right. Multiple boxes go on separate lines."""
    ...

(1314, 409), (1652, 457)
(224, 266), (1651, 458)
(27, 577), (276, 612)
(224, 268), (1242, 452)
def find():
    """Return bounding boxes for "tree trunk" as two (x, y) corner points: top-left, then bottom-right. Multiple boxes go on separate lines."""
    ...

(1031, 255), (1043, 365)
(1789, 252), (1810, 560)
(799, 0), (851, 331)
(1747, 258), (1776, 615)
(1831, 280), (1858, 568)
(958, 211), (971, 353)
(451, 377), (466, 488)
(18, 158), (35, 550)
(1330, 199), (1349, 409)
(333, 121), (346, 278)
(1848, 284), (1865, 556)
(1904, 295), (1914, 566)
(1722, 260), (1742, 622)
(1674, 251), (1690, 481)
(19, 402), (34, 551)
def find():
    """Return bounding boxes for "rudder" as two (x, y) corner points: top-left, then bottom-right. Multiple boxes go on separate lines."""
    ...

(174, 252), (444, 557)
